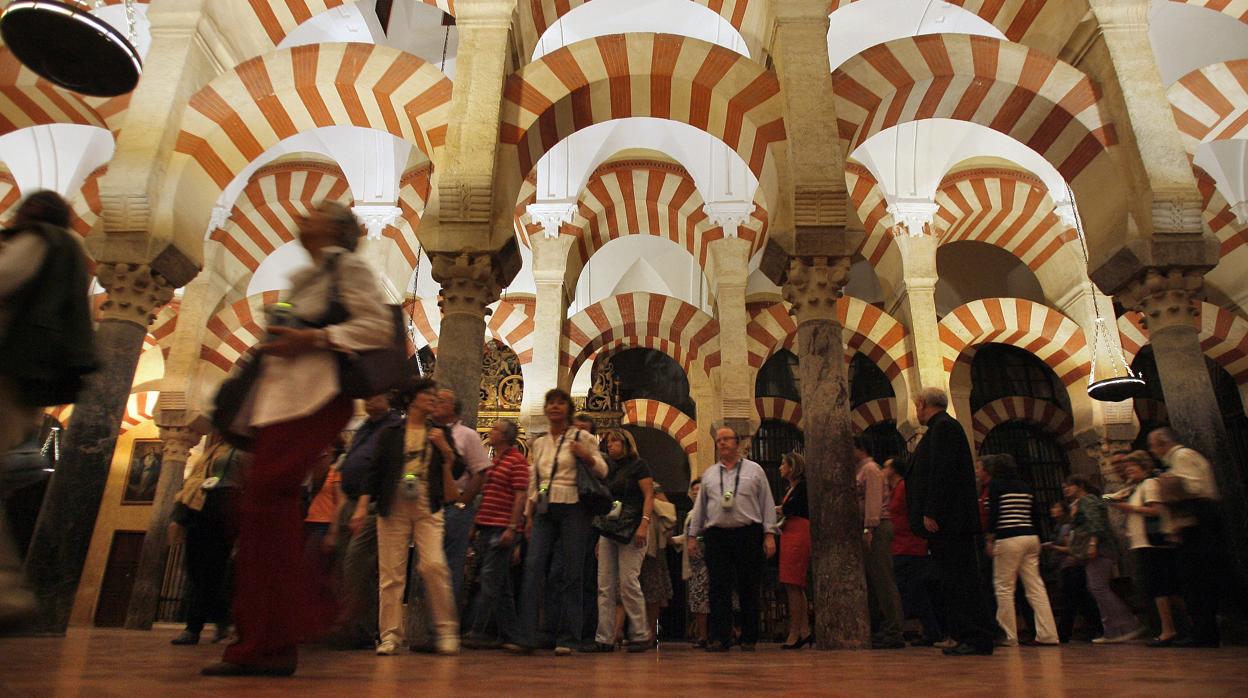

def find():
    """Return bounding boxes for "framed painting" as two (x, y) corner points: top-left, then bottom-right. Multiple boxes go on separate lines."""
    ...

(122, 439), (163, 505)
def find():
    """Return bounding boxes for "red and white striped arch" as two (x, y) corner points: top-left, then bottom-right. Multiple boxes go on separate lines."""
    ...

(246, 0), (455, 47)
(517, 0), (758, 57)
(831, 35), (1116, 182)
(171, 43), (451, 240)
(1170, 0), (1248, 23)
(831, 1), (1056, 44)
(971, 396), (1077, 452)
(755, 397), (803, 430)
(200, 291), (281, 375)
(386, 165), (433, 270)
(566, 159), (766, 276)
(745, 297), (913, 390)
(1117, 302), (1248, 408)
(497, 33), (789, 235)
(66, 166), (106, 238)
(400, 296), (536, 365)
(1194, 167), (1248, 260)
(0, 171), (18, 225)
(934, 168), (1078, 273)
(48, 390), (158, 435)
(939, 298), (1091, 387)
(621, 399), (699, 455)
(0, 48), (107, 137)
(844, 161), (899, 267)
(1167, 59), (1248, 157)
(208, 161), (352, 278)
(562, 292), (721, 380)
(851, 397), (896, 433)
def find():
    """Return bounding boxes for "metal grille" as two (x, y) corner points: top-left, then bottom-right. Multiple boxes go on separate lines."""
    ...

(750, 419), (804, 505)
(980, 422), (1070, 539)
(970, 343), (1061, 412)
(155, 543), (189, 623)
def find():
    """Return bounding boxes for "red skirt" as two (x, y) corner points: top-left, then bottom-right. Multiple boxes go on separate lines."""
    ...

(779, 516), (811, 587)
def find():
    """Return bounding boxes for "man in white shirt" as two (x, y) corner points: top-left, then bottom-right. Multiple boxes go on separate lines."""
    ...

(434, 389), (492, 606)
(688, 427), (778, 651)
(1148, 427), (1228, 647)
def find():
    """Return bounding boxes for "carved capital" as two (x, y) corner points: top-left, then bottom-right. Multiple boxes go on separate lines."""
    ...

(703, 201), (755, 236)
(158, 426), (200, 465)
(352, 204), (402, 240)
(430, 252), (502, 318)
(782, 255), (851, 325)
(526, 201), (578, 239)
(887, 199), (939, 238)
(1116, 267), (1203, 333)
(97, 263), (176, 327)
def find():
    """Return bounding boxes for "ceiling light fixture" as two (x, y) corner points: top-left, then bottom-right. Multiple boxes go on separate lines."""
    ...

(0, 0), (141, 97)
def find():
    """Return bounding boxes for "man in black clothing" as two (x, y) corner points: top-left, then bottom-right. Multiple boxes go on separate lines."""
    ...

(906, 387), (996, 656)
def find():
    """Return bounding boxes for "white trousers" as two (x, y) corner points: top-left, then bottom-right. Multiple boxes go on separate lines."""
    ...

(376, 488), (458, 644)
(993, 535), (1058, 644)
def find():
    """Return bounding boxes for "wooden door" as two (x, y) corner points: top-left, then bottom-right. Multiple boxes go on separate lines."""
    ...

(93, 531), (145, 627)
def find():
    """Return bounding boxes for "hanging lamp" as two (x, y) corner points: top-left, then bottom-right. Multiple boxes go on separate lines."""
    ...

(0, 0), (141, 97)
(1064, 184), (1147, 402)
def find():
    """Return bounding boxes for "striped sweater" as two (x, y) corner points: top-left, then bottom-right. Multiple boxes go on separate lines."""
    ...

(987, 478), (1041, 539)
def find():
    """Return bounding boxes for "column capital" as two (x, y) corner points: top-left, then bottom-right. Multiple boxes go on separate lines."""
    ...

(157, 426), (201, 463)
(526, 201), (578, 239)
(430, 251), (502, 318)
(208, 204), (231, 232)
(887, 199), (939, 238)
(352, 203), (402, 240)
(782, 255), (851, 325)
(97, 263), (176, 327)
(703, 201), (755, 237)
(1231, 199), (1248, 226)
(1116, 266), (1203, 333)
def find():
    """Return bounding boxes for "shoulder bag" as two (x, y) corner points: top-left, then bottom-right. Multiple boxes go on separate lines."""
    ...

(571, 430), (613, 516)
(211, 350), (262, 450)
(322, 255), (409, 399)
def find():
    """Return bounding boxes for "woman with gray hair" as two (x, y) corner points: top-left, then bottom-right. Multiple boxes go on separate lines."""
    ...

(204, 201), (393, 677)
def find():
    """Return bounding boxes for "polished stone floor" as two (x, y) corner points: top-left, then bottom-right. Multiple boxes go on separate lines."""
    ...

(1, 628), (1246, 697)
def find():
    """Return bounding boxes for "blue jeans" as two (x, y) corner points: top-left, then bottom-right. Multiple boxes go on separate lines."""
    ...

(467, 525), (519, 643)
(442, 499), (477, 606)
(520, 503), (590, 648)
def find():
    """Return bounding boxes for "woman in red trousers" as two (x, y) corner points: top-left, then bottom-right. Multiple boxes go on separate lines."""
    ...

(202, 202), (392, 677)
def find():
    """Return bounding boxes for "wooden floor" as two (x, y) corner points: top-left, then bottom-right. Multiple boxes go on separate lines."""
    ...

(1, 628), (1246, 697)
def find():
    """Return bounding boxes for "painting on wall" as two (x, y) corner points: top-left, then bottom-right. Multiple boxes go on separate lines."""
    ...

(122, 439), (163, 505)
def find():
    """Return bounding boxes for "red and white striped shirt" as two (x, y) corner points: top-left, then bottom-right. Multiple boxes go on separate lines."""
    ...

(475, 446), (530, 528)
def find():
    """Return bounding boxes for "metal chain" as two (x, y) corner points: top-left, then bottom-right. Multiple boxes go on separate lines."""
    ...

(125, 0), (137, 46)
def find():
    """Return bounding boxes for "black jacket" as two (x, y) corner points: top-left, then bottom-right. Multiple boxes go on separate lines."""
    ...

(906, 410), (980, 539)
(365, 420), (464, 517)
(0, 222), (96, 406)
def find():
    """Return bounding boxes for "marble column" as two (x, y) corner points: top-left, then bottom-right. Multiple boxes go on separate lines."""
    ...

(888, 224), (943, 426)
(124, 425), (201, 629)
(519, 231), (574, 433)
(1118, 267), (1248, 565)
(430, 252), (502, 429)
(25, 263), (175, 634)
(783, 254), (869, 649)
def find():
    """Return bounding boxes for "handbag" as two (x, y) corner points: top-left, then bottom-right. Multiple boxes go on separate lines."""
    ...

(322, 256), (409, 399)
(593, 505), (642, 543)
(211, 349), (262, 449)
(571, 430), (613, 516)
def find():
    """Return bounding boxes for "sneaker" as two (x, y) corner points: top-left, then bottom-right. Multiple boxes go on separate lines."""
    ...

(553, 646), (574, 656)
(933, 638), (958, 649)
(376, 640), (401, 656)
(436, 637), (460, 655)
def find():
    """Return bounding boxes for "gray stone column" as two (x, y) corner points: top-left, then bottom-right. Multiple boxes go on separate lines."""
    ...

(430, 252), (502, 429)
(124, 425), (201, 629)
(783, 253), (869, 649)
(1119, 267), (1248, 567)
(24, 263), (175, 634)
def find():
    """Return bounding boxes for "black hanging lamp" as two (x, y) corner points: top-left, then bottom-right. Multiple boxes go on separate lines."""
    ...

(0, 0), (142, 97)
(1065, 183), (1148, 402)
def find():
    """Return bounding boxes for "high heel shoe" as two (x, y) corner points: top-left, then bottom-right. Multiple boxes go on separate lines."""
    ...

(781, 634), (813, 650)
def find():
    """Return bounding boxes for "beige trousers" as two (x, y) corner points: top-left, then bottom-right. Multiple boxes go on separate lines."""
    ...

(376, 484), (458, 645)
(993, 534), (1059, 644)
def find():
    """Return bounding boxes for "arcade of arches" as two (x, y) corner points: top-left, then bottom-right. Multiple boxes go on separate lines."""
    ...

(4, 0), (1248, 648)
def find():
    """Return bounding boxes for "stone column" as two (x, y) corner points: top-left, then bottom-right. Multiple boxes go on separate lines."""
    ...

(707, 236), (754, 435)
(25, 264), (175, 634)
(1118, 268), (1248, 564)
(519, 230), (574, 432)
(783, 253), (869, 649)
(689, 374), (718, 481)
(887, 218), (943, 425)
(124, 425), (201, 629)
(430, 252), (502, 429)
